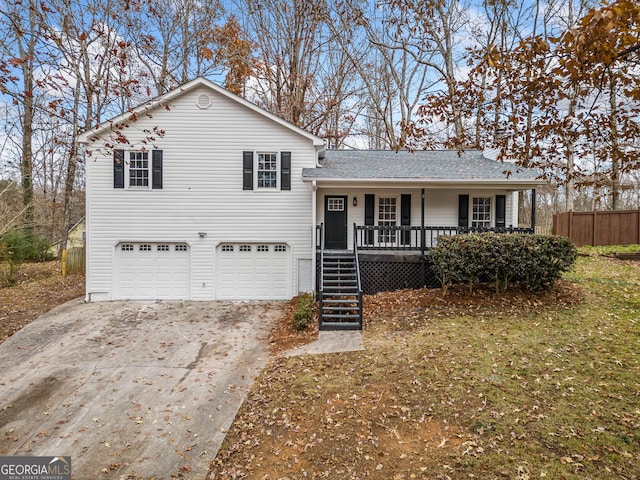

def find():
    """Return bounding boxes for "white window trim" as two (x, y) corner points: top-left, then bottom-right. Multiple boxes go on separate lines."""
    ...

(327, 197), (345, 212)
(471, 196), (493, 228)
(377, 196), (399, 226)
(255, 152), (279, 190)
(125, 151), (151, 190)
(377, 195), (399, 243)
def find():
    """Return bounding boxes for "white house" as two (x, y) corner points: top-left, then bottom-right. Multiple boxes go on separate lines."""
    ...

(79, 77), (542, 315)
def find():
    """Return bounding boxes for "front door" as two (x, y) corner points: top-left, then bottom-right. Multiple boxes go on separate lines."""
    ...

(324, 196), (348, 249)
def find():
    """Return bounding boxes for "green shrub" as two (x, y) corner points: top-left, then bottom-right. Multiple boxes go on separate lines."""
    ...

(430, 233), (577, 293)
(0, 227), (54, 286)
(0, 228), (29, 286)
(293, 293), (316, 331)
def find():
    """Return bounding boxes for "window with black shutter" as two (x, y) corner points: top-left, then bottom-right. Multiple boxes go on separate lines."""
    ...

(152, 150), (163, 189)
(401, 194), (411, 245)
(364, 194), (375, 245)
(281, 151), (291, 190)
(496, 195), (506, 229)
(458, 194), (469, 228)
(114, 150), (124, 188)
(243, 151), (254, 190)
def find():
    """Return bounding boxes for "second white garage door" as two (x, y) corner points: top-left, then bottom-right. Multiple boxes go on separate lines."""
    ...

(216, 243), (291, 300)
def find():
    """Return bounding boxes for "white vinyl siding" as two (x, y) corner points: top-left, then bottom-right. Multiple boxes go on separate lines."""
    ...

(85, 85), (315, 301)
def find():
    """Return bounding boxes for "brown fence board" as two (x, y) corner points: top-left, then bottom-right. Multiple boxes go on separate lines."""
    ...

(64, 246), (85, 275)
(552, 210), (640, 246)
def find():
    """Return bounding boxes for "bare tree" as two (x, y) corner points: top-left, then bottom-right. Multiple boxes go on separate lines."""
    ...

(124, 0), (224, 95)
(1, 0), (42, 232)
(237, 0), (361, 144)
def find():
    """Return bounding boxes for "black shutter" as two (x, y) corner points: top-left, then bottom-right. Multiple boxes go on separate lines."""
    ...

(496, 195), (506, 229)
(364, 194), (375, 245)
(152, 150), (163, 189)
(243, 151), (253, 190)
(401, 194), (411, 245)
(281, 151), (291, 190)
(458, 194), (469, 228)
(114, 149), (124, 188)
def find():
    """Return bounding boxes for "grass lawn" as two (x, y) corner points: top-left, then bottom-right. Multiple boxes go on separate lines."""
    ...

(209, 250), (639, 480)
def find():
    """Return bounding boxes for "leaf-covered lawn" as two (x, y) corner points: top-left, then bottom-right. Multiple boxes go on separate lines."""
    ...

(0, 261), (85, 343)
(209, 253), (640, 480)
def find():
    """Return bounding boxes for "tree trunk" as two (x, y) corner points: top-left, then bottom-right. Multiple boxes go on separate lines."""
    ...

(15, 1), (38, 233)
(609, 70), (620, 210)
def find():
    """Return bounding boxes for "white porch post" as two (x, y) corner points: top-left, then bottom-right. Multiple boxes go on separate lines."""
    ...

(311, 180), (317, 294)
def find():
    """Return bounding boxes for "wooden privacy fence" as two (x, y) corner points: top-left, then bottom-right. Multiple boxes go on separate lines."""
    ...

(553, 210), (640, 246)
(62, 246), (85, 275)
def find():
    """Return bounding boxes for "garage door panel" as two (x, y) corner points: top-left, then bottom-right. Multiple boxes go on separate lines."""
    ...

(216, 243), (290, 300)
(115, 243), (190, 300)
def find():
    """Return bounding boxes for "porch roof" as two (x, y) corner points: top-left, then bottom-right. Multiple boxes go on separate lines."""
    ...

(303, 149), (542, 186)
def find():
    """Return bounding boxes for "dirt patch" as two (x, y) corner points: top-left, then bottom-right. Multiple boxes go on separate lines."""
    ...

(267, 295), (319, 354)
(0, 261), (85, 343)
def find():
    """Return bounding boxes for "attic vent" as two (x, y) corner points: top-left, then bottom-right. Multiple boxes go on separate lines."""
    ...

(196, 94), (212, 109)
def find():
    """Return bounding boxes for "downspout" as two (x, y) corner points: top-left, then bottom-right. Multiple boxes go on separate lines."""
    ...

(315, 144), (324, 167)
(311, 180), (318, 294)
(311, 144), (323, 293)
(78, 141), (90, 303)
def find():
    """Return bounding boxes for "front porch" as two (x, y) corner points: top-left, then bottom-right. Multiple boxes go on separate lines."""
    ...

(315, 224), (535, 331)
(316, 224), (535, 253)
(315, 223), (534, 295)
(305, 150), (542, 331)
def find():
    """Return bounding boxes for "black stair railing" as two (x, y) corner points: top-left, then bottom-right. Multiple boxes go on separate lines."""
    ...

(319, 222), (325, 322)
(353, 223), (363, 329)
(317, 224), (363, 331)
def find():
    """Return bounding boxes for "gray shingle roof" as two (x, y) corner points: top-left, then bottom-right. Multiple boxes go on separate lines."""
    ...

(302, 149), (541, 183)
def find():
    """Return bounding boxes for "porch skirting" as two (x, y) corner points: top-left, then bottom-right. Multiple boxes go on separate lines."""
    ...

(317, 252), (440, 296)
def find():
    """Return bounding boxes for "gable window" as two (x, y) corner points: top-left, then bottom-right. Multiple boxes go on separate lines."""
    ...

(257, 153), (277, 188)
(129, 152), (149, 187)
(378, 197), (397, 243)
(472, 197), (491, 228)
(114, 149), (163, 189)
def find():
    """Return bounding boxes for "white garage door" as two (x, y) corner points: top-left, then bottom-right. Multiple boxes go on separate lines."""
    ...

(115, 242), (190, 300)
(216, 243), (291, 300)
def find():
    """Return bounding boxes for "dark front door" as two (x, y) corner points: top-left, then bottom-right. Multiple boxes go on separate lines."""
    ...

(324, 196), (348, 249)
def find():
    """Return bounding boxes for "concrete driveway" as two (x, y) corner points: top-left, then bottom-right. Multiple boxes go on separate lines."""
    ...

(0, 299), (284, 479)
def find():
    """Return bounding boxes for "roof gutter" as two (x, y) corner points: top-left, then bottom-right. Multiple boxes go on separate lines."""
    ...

(301, 177), (544, 187)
